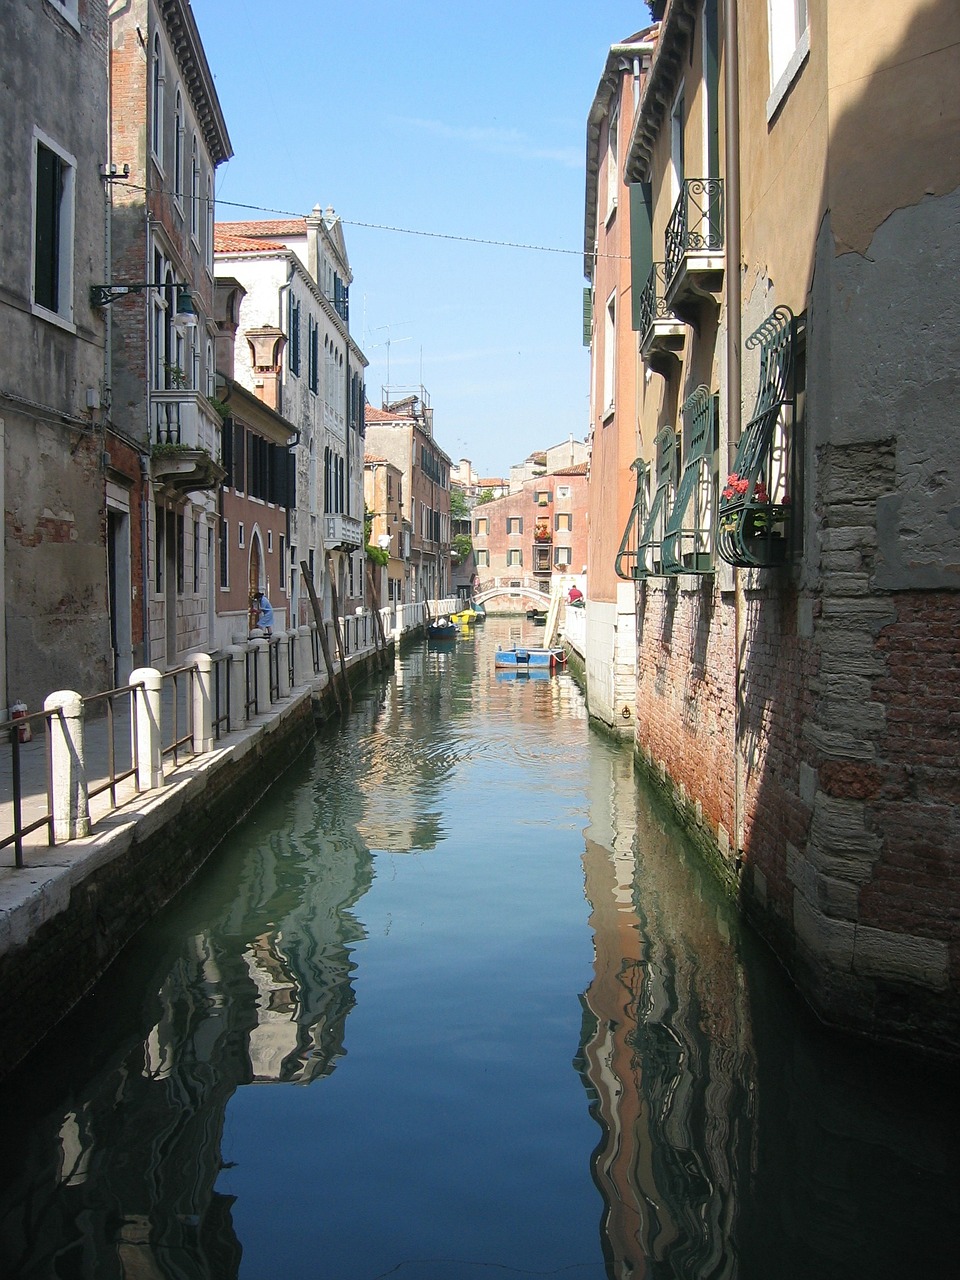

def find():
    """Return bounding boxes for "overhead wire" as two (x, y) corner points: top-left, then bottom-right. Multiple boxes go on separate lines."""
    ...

(113, 178), (630, 260)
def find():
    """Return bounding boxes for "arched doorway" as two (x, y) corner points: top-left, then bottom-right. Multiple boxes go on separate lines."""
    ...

(248, 533), (262, 631)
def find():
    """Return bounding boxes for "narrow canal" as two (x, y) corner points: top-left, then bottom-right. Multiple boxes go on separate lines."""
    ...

(0, 619), (956, 1279)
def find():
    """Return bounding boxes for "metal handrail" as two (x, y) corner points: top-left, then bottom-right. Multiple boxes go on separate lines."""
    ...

(81, 685), (141, 808)
(0, 708), (56, 867)
(160, 665), (196, 767)
(212, 654), (231, 740)
(664, 178), (724, 289)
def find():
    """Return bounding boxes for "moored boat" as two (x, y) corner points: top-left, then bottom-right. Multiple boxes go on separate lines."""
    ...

(494, 645), (566, 670)
(427, 618), (458, 642)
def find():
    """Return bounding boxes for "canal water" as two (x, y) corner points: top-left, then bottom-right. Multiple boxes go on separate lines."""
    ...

(0, 619), (956, 1279)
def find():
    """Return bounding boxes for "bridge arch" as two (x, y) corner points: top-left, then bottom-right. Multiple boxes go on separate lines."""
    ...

(474, 576), (551, 608)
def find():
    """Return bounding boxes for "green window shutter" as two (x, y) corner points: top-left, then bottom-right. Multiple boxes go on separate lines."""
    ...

(629, 182), (653, 332)
(582, 287), (593, 347)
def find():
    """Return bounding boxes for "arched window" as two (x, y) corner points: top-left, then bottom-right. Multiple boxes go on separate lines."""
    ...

(206, 173), (214, 270)
(151, 34), (164, 163)
(191, 136), (200, 239)
(206, 338), (215, 397)
(173, 90), (183, 203)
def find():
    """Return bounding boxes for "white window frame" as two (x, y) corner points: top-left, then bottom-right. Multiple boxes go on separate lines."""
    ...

(238, 522), (245, 550)
(603, 290), (616, 416)
(507, 549), (522, 568)
(173, 89), (184, 211)
(206, 338), (215, 397)
(476, 549), (489, 568)
(766, 0), (810, 121)
(44, 0), (80, 30)
(205, 173), (214, 272)
(190, 136), (201, 244)
(605, 99), (619, 221)
(31, 127), (76, 330)
(554, 546), (572, 567)
(151, 33), (165, 169)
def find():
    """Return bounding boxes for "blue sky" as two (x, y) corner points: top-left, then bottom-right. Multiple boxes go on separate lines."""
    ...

(194, 1), (652, 477)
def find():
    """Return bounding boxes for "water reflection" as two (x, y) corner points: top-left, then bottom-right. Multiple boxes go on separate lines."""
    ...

(0, 728), (376, 1278)
(0, 624), (956, 1280)
(576, 743), (958, 1280)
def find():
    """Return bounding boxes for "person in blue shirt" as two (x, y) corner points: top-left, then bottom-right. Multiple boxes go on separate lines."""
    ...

(256, 591), (274, 637)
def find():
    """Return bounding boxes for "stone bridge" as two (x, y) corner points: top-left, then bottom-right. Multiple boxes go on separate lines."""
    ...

(474, 576), (552, 607)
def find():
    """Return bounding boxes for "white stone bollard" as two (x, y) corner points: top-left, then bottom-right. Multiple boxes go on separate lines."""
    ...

(128, 668), (164, 792)
(189, 651), (214, 753)
(253, 638), (270, 712)
(297, 625), (313, 681)
(226, 645), (246, 730)
(44, 690), (90, 842)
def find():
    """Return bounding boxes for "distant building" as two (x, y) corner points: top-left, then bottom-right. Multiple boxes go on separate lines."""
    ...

(215, 209), (368, 623)
(472, 463), (588, 605)
(364, 391), (452, 603)
(363, 454), (408, 607)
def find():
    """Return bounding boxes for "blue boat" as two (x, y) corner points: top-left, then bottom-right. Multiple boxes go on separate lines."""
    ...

(427, 619), (458, 643)
(494, 645), (566, 670)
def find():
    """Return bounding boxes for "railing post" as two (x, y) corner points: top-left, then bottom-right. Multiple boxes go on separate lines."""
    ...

(189, 651), (214, 753)
(129, 668), (164, 791)
(44, 690), (90, 842)
(277, 634), (291, 699)
(254, 638), (270, 712)
(297, 625), (313, 681)
(226, 645), (246, 729)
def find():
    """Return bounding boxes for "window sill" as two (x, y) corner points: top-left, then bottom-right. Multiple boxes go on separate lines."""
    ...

(766, 26), (810, 123)
(31, 302), (76, 335)
(602, 403), (616, 424)
(44, 0), (80, 33)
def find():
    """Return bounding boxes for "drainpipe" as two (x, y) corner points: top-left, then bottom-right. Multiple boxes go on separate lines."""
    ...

(724, 0), (744, 860)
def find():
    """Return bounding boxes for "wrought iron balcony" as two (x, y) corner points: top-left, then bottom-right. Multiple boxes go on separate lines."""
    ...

(637, 262), (686, 371)
(664, 179), (724, 320)
(324, 512), (363, 550)
(151, 390), (225, 495)
(717, 306), (796, 569)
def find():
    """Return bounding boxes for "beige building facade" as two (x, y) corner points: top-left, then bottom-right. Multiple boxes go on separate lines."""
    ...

(585, 0), (960, 1052)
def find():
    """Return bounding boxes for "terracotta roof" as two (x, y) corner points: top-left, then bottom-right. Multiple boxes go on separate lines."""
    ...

(551, 463), (588, 476)
(478, 477), (507, 487)
(216, 218), (307, 238)
(365, 405), (408, 423)
(214, 230), (287, 253)
(364, 454), (389, 464)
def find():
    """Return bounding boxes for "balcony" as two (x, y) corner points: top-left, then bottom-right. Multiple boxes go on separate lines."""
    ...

(638, 262), (686, 373)
(151, 390), (225, 496)
(324, 513), (363, 550)
(664, 179), (725, 323)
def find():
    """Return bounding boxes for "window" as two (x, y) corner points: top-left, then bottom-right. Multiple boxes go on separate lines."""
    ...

(556, 512), (572, 532)
(507, 517), (523, 535)
(288, 294), (301, 374)
(173, 90), (184, 207)
(606, 100), (619, 219)
(45, 0), (79, 25)
(767, 0), (810, 118)
(507, 549), (522, 567)
(238, 522), (245, 549)
(603, 291), (616, 414)
(155, 502), (164, 591)
(557, 485), (571, 499)
(193, 520), (200, 593)
(279, 536), (286, 591)
(190, 137), (200, 240)
(476, 549), (489, 568)
(33, 132), (75, 323)
(151, 35), (164, 165)
(555, 546), (572, 567)
(206, 174), (214, 271)
(308, 315), (319, 392)
(219, 518), (228, 588)
(267, 530), (273, 553)
(475, 517), (488, 536)
(536, 491), (552, 505)
(176, 513), (185, 594)
(206, 339), (215, 397)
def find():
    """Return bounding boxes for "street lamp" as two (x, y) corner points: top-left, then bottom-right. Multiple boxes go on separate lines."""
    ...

(89, 281), (198, 333)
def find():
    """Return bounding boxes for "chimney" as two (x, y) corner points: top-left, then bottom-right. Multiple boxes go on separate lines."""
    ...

(245, 326), (286, 412)
(213, 278), (246, 380)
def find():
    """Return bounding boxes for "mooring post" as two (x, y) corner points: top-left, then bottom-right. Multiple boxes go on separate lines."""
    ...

(129, 668), (163, 791)
(189, 651), (214, 754)
(43, 690), (90, 842)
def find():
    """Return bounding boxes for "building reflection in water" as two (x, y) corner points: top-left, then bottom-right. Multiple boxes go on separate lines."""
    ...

(575, 745), (755, 1279)
(575, 743), (959, 1280)
(0, 689), (382, 1280)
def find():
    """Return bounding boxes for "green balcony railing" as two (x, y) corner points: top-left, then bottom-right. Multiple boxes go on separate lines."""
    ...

(664, 179), (724, 291)
(717, 306), (796, 568)
(662, 386), (717, 574)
